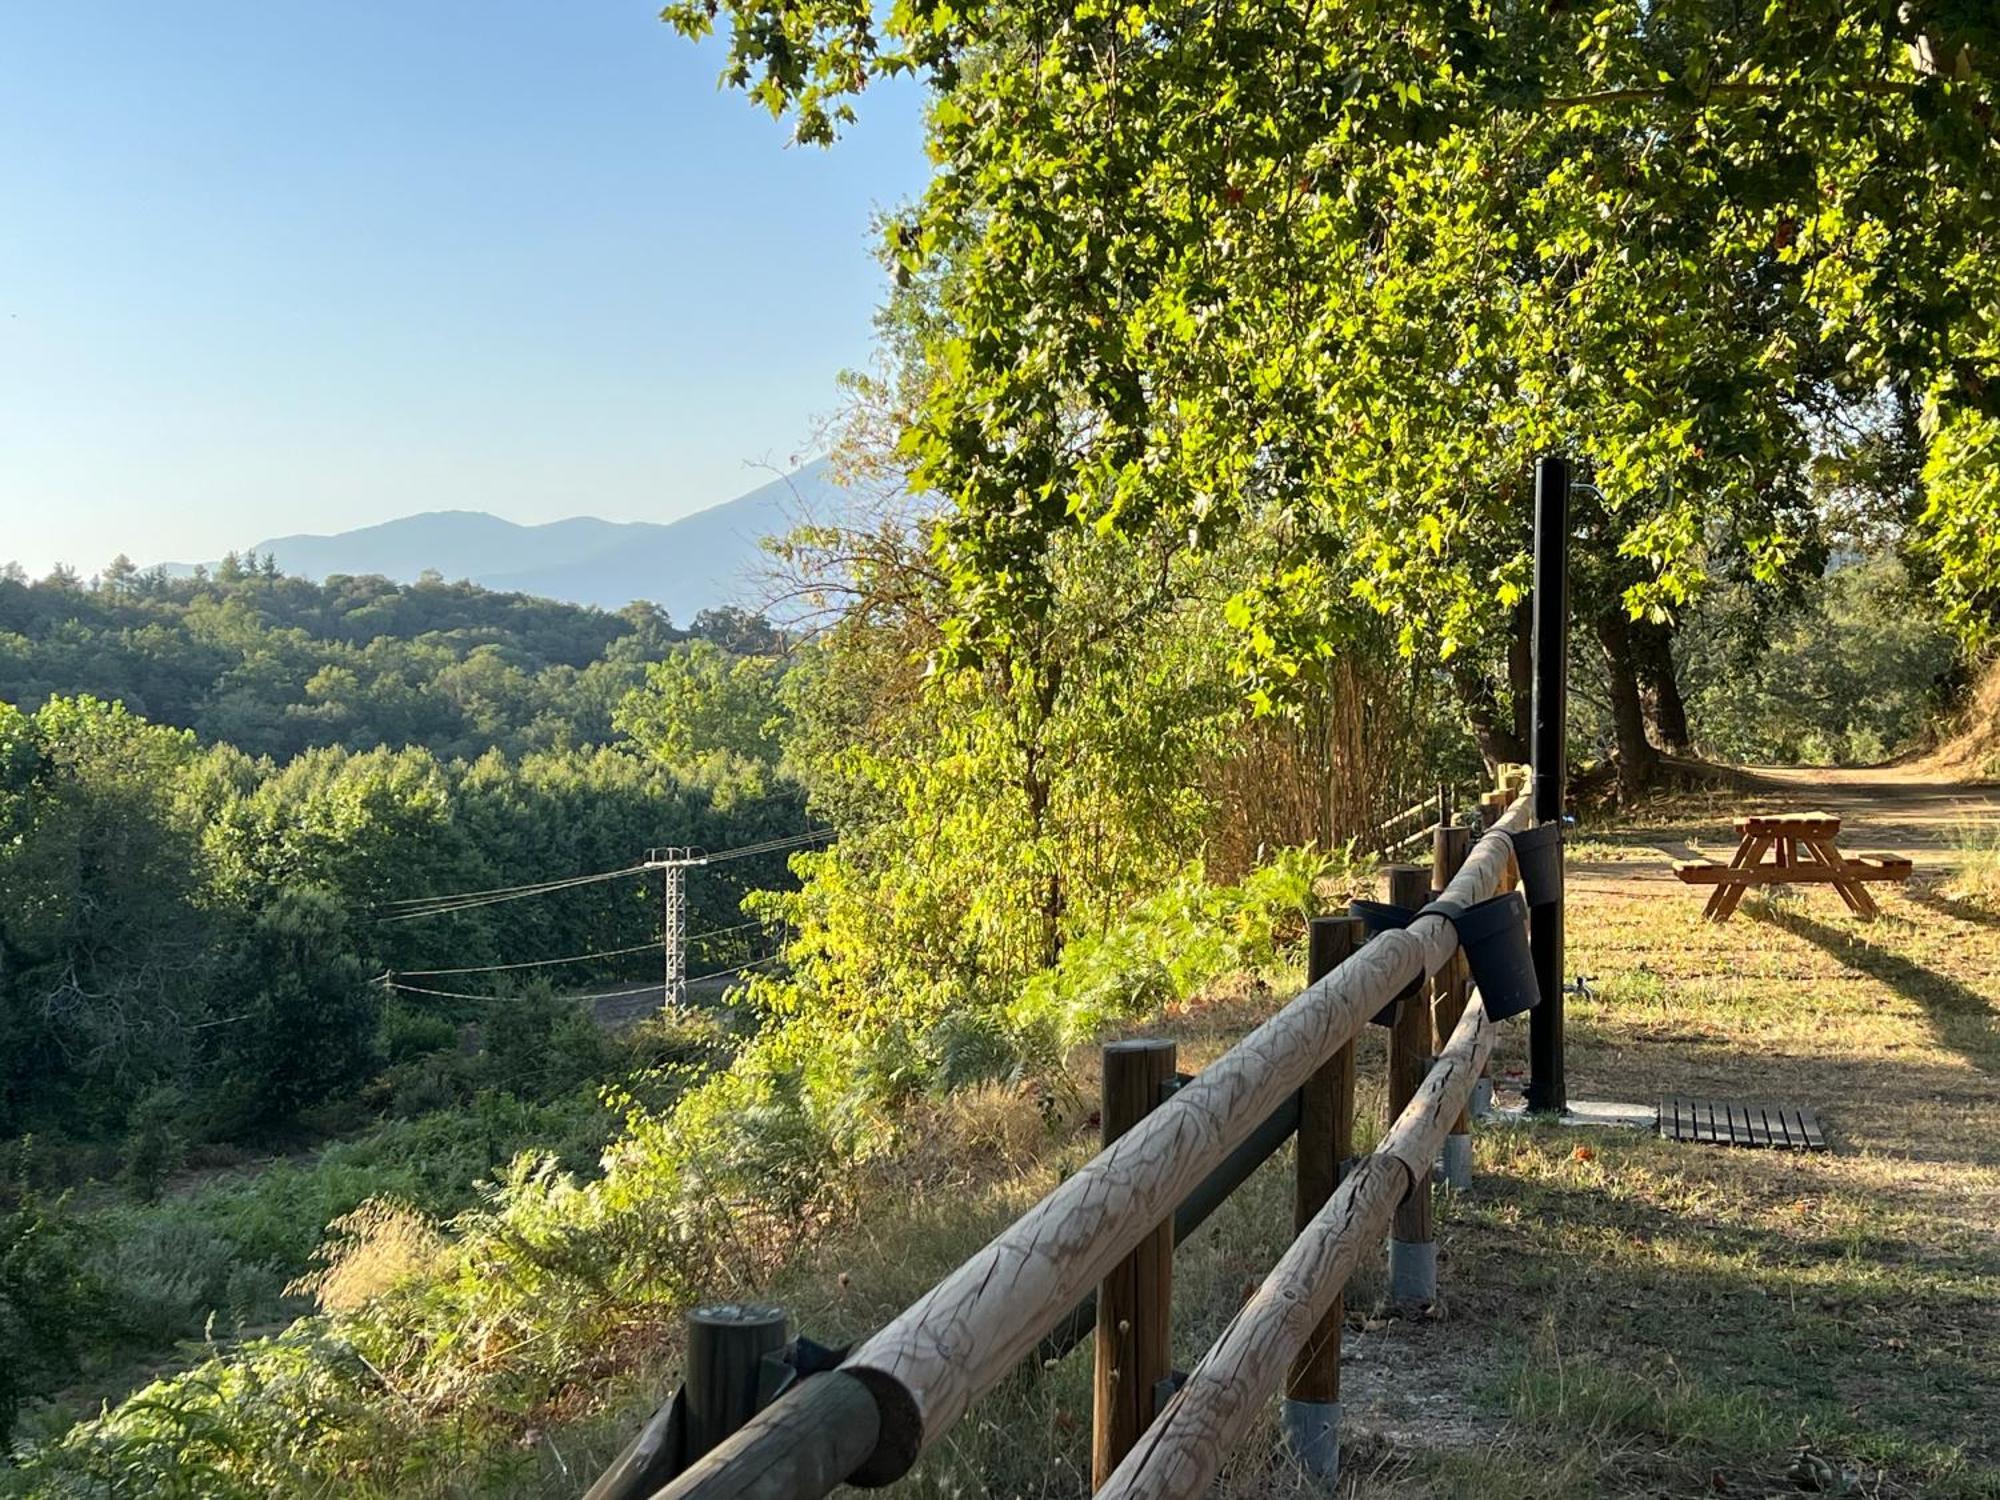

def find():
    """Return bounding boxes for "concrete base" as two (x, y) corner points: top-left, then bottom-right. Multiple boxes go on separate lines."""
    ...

(1563, 1098), (1658, 1130)
(1486, 1098), (1656, 1131)
(1388, 1236), (1437, 1308)
(1439, 1132), (1473, 1191)
(1280, 1398), (1341, 1482)
(1470, 1077), (1495, 1120)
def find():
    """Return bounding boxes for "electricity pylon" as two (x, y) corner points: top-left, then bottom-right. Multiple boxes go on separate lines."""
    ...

(644, 847), (709, 1008)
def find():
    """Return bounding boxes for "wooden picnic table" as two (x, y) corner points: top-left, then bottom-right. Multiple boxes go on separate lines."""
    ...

(1672, 812), (1912, 922)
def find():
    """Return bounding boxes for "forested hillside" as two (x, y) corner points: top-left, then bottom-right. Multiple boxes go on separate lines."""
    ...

(0, 556), (783, 761)
(0, 567), (806, 1447)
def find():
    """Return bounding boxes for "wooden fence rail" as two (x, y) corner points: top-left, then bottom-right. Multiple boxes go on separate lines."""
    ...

(1374, 789), (1442, 839)
(646, 788), (1537, 1500)
(1096, 995), (1498, 1498)
(1368, 782), (1470, 856)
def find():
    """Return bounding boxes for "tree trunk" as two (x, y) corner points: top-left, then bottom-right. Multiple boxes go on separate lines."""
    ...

(1507, 599), (1534, 753)
(1595, 609), (1657, 803)
(1015, 651), (1066, 971)
(1021, 752), (1064, 970)
(1451, 664), (1528, 771)
(1633, 620), (1692, 757)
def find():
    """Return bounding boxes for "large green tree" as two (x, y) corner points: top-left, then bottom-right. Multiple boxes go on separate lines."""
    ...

(0, 697), (212, 1135)
(672, 0), (1997, 769)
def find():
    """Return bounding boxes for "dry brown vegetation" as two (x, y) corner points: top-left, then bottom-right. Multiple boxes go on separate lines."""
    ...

(1918, 661), (2000, 781)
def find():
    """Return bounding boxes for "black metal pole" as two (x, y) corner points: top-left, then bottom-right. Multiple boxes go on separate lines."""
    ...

(1526, 453), (1569, 1116)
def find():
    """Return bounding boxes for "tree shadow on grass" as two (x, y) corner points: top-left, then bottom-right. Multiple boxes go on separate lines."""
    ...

(1449, 1159), (2000, 1484)
(1759, 908), (2000, 1076)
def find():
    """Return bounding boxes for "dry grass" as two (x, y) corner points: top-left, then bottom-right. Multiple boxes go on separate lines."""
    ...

(288, 1198), (447, 1313)
(1943, 824), (2000, 911)
(550, 798), (2000, 1500)
(1920, 659), (2000, 780)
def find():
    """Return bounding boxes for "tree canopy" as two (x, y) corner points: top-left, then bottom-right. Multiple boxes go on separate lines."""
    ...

(669, 0), (1997, 678)
(0, 560), (777, 762)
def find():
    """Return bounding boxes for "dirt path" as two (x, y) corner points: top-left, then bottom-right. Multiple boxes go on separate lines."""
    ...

(1730, 764), (2000, 853)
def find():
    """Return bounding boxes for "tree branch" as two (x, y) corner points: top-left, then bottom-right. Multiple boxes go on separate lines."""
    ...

(1539, 79), (1917, 110)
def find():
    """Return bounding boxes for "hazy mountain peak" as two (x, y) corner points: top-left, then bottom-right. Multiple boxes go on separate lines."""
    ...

(177, 460), (840, 619)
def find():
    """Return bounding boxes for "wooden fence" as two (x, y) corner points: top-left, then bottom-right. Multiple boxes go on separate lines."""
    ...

(598, 783), (1542, 1500)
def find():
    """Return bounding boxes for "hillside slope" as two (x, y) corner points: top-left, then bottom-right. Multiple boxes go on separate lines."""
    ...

(1921, 659), (2000, 778)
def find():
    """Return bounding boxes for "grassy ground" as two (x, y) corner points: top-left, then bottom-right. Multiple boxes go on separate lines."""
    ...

(549, 788), (2000, 1500)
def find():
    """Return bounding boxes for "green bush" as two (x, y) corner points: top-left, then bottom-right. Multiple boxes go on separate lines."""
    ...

(376, 1001), (457, 1066)
(118, 1090), (188, 1205)
(0, 1194), (109, 1449)
(477, 991), (619, 1100)
(88, 1215), (269, 1347)
(1003, 843), (1340, 1070)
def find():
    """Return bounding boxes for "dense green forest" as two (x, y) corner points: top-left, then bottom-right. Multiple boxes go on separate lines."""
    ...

(0, 565), (806, 1446)
(5, 0), (1997, 1492)
(0, 556), (782, 762)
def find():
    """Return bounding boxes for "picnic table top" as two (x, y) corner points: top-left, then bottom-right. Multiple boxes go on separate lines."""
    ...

(1733, 811), (1843, 838)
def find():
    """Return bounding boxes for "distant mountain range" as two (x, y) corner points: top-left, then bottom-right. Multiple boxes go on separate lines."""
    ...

(169, 460), (842, 619)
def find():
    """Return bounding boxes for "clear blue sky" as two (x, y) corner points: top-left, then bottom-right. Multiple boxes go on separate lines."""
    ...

(0, 3), (928, 575)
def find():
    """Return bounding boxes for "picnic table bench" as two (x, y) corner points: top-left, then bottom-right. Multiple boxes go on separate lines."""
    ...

(1672, 812), (1912, 921)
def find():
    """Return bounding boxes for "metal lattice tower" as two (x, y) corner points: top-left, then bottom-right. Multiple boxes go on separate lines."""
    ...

(645, 847), (708, 1008)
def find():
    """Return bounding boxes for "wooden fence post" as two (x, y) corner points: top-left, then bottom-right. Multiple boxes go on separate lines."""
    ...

(1281, 915), (1360, 1478)
(1430, 826), (1474, 1189)
(684, 1304), (789, 1464)
(1382, 864), (1435, 1309)
(1093, 1039), (1177, 1489)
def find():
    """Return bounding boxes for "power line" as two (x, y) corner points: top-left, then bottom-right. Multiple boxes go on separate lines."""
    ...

(382, 952), (780, 1006)
(373, 866), (633, 908)
(392, 941), (664, 978)
(390, 921), (767, 980)
(685, 955), (782, 984)
(703, 828), (834, 864)
(381, 978), (522, 1003)
(375, 864), (645, 909)
(689, 919), (765, 946)
(372, 828), (832, 925)
(386, 868), (644, 916)
(382, 976), (659, 1005)
(375, 866), (648, 923)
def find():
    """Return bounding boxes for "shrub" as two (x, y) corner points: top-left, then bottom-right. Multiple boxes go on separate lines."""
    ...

(1, 1194), (109, 1448)
(118, 1089), (189, 1204)
(88, 1215), (258, 1346)
(376, 1000), (457, 1066)
(1003, 843), (1339, 1070)
(287, 1200), (444, 1314)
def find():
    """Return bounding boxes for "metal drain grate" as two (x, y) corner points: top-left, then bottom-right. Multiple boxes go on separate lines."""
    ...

(1659, 1098), (1826, 1150)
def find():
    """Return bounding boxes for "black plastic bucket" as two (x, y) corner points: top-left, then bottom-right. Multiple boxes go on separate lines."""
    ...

(1448, 889), (1540, 1020)
(1346, 899), (1419, 1025)
(1511, 822), (1563, 908)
